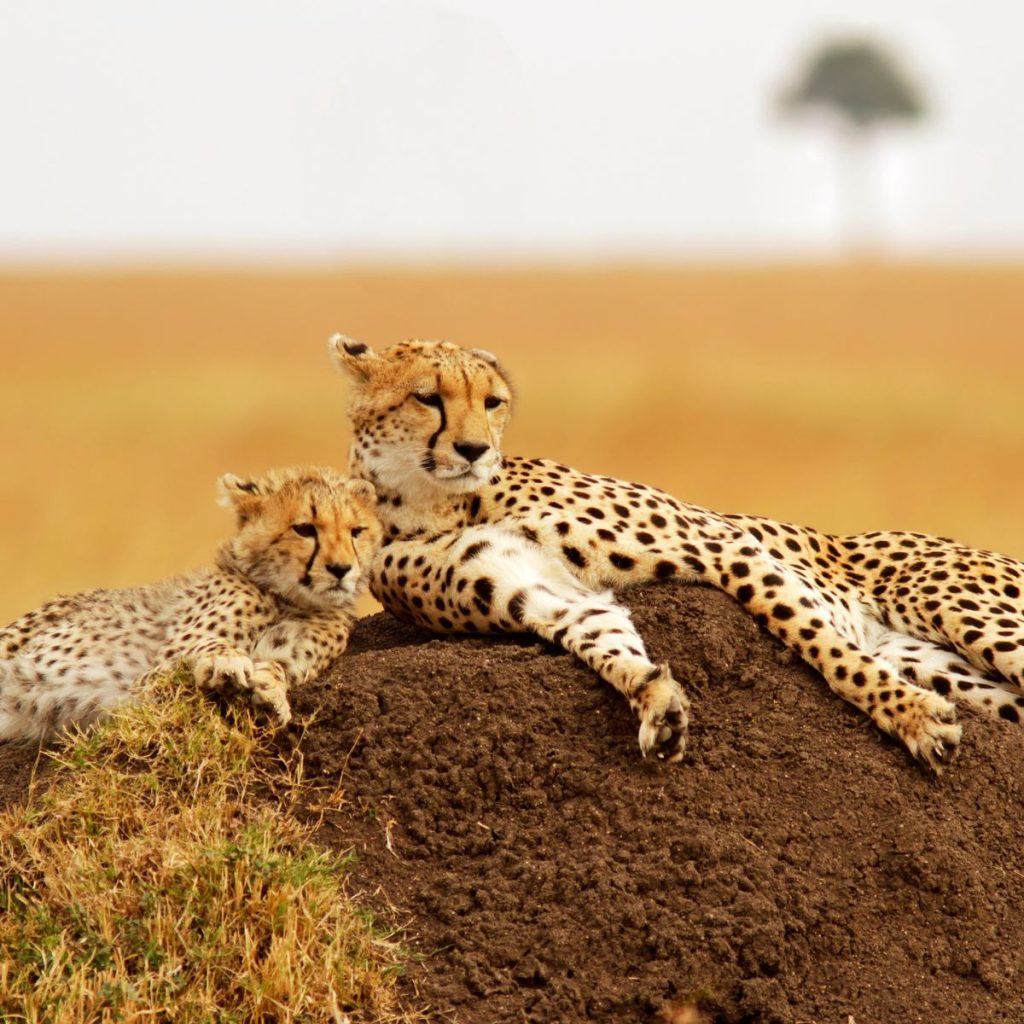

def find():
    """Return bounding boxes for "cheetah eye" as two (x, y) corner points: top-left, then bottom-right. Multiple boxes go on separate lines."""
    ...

(351, 526), (365, 538)
(483, 395), (504, 410)
(413, 392), (443, 408)
(292, 523), (317, 537)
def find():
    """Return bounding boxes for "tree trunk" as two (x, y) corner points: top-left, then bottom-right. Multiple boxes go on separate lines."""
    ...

(836, 127), (881, 258)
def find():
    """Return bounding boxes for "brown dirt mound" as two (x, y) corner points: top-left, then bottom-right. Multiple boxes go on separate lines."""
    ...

(296, 581), (1024, 1024)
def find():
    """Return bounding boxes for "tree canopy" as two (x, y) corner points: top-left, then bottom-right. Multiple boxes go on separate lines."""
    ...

(780, 38), (927, 130)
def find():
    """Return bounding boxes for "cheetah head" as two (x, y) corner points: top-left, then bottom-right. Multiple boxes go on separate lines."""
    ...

(217, 466), (382, 610)
(329, 335), (514, 498)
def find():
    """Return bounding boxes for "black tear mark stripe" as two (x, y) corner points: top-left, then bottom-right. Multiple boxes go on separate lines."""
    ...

(427, 374), (446, 451)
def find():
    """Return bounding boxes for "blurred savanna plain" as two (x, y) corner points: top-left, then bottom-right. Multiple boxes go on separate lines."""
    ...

(2, 263), (1023, 626)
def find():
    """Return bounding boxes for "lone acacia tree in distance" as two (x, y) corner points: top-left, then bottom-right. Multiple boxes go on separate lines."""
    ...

(779, 37), (929, 254)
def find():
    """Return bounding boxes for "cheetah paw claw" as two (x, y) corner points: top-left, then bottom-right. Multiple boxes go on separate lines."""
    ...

(635, 663), (690, 763)
(895, 691), (962, 774)
(190, 652), (254, 696)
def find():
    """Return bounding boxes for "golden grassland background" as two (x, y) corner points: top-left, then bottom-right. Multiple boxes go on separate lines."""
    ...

(1, 263), (1022, 625)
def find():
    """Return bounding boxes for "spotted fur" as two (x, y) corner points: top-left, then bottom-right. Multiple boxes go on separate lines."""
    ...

(0, 467), (381, 742)
(330, 335), (1024, 772)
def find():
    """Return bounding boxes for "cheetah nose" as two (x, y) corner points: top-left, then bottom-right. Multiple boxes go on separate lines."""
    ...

(326, 563), (351, 580)
(454, 441), (490, 464)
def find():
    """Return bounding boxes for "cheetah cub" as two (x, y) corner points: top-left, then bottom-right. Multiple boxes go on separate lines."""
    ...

(0, 467), (381, 743)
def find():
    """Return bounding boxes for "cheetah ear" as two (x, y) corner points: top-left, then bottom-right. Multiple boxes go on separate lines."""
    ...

(328, 333), (380, 383)
(470, 347), (515, 400)
(346, 478), (378, 510)
(217, 473), (266, 521)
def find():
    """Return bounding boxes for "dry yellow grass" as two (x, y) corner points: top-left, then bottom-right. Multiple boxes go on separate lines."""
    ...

(2, 263), (1023, 624)
(0, 669), (423, 1023)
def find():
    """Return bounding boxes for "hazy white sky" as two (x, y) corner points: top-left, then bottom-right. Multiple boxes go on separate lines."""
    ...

(2, 0), (1022, 260)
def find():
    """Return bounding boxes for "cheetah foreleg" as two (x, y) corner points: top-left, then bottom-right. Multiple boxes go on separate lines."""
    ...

(465, 537), (689, 760)
(536, 591), (688, 760)
(247, 611), (355, 726)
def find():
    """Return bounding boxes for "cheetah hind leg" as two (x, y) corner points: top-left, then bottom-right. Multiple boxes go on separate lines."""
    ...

(874, 630), (1024, 725)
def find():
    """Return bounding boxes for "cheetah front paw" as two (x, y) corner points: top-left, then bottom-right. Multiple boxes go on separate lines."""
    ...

(889, 690), (962, 773)
(248, 664), (292, 727)
(188, 651), (255, 697)
(635, 663), (690, 763)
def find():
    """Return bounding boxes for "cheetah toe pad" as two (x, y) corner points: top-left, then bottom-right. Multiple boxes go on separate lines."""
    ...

(635, 663), (690, 763)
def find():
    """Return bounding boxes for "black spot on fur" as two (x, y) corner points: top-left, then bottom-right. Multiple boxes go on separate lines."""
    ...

(562, 546), (587, 568)
(508, 590), (527, 624)
(460, 541), (490, 564)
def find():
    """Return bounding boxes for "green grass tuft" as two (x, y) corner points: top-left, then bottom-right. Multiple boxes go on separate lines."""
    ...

(0, 670), (424, 1023)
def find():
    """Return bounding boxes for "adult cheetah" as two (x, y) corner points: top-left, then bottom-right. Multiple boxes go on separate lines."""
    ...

(330, 334), (1024, 773)
(0, 467), (381, 742)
